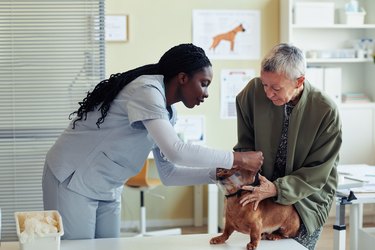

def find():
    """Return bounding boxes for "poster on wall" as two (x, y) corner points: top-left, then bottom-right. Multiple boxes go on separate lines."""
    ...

(221, 69), (255, 119)
(174, 115), (205, 145)
(192, 9), (260, 60)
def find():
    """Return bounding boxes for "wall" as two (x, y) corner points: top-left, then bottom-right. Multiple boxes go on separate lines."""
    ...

(105, 0), (280, 229)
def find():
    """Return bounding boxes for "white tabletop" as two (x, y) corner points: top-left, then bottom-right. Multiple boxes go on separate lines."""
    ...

(1, 232), (307, 250)
(337, 164), (375, 203)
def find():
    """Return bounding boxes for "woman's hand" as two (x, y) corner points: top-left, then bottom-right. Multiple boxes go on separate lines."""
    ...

(233, 151), (264, 172)
(239, 175), (277, 210)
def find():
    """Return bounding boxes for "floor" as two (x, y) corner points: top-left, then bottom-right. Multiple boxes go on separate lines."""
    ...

(123, 222), (375, 250)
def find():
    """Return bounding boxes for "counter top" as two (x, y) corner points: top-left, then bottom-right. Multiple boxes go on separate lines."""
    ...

(1, 232), (307, 250)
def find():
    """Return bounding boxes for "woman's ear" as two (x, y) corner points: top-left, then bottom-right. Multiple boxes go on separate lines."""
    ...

(177, 72), (188, 85)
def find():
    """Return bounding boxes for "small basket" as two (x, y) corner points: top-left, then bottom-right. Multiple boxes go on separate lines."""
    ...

(14, 210), (64, 250)
(340, 8), (366, 25)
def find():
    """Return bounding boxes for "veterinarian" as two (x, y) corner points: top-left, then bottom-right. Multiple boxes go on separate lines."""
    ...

(42, 43), (264, 240)
(234, 43), (342, 250)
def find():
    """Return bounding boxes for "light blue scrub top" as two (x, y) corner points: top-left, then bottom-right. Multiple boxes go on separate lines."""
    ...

(45, 75), (176, 201)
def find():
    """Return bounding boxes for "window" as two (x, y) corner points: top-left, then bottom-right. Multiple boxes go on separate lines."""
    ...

(0, 0), (105, 241)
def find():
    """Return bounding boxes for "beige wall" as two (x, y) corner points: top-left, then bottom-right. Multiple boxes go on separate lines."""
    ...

(106, 0), (280, 227)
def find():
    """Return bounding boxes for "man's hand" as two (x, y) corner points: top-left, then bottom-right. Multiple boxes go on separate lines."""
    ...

(239, 175), (277, 210)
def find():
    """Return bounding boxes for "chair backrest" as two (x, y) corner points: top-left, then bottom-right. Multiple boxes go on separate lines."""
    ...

(125, 161), (150, 188)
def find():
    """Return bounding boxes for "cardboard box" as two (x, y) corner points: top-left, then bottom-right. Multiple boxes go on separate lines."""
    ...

(294, 2), (335, 26)
(15, 210), (64, 250)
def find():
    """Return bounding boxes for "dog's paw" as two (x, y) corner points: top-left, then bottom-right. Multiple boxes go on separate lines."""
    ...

(261, 233), (268, 240)
(210, 236), (226, 245)
(246, 242), (258, 250)
(265, 233), (282, 240)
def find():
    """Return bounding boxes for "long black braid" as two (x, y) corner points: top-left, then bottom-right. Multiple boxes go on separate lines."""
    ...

(69, 43), (211, 128)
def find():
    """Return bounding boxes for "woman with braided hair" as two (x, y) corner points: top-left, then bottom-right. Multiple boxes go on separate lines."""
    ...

(42, 43), (263, 240)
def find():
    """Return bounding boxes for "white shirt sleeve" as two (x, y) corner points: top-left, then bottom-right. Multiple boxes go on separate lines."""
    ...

(152, 147), (217, 186)
(143, 118), (233, 169)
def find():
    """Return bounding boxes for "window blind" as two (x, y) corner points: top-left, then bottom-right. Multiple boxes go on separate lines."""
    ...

(0, 0), (105, 241)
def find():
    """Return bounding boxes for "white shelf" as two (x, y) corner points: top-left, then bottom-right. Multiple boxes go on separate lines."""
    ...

(341, 102), (375, 108)
(281, 0), (375, 165)
(293, 24), (375, 29)
(307, 58), (373, 63)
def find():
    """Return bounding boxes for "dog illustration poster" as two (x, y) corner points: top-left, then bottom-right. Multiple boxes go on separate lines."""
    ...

(221, 69), (255, 119)
(193, 10), (260, 60)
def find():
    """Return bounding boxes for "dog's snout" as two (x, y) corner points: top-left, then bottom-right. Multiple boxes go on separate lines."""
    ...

(242, 28), (246, 32)
(217, 176), (226, 181)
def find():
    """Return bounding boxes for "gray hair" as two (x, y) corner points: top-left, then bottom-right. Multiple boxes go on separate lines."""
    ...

(261, 43), (306, 80)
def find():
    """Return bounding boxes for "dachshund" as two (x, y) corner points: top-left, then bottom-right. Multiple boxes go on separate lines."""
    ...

(210, 168), (301, 250)
(209, 24), (245, 52)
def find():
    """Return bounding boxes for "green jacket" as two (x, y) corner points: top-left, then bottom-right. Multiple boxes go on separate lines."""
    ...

(234, 77), (342, 234)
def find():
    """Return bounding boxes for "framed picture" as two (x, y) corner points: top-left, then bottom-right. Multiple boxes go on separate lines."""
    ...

(193, 10), (260, 60)
(105, 15), (128, 42)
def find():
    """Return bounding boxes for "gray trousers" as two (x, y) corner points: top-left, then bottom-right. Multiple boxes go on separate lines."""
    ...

(42, 164), (121, 240)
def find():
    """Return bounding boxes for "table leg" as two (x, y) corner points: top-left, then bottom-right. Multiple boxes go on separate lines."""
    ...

(349, 203), (362, 250)
(333, 198), (347, 250)
(194, 185), (203, 227)
(208, 184), (218, 234)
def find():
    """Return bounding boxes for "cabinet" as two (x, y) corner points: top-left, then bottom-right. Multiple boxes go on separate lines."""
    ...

(340, 105), (374, 164)
(280, 0), (375, 164)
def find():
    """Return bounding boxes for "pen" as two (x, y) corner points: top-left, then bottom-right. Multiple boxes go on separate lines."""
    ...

(364, 174), (375, 177)
(344, 176), (368, 183)
(338, 172), (351, 176)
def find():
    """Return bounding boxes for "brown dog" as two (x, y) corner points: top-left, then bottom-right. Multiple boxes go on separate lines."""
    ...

(209, 24), (245, 51)
(210, 168), (300, 250)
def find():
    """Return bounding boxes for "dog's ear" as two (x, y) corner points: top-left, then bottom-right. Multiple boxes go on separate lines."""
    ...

(216, 168), (234, 180)
(216, 168), (226, 178)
